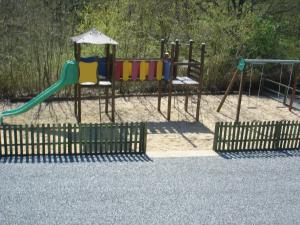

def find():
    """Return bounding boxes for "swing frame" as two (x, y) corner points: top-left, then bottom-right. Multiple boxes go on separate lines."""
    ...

(217, 58), (300, 122)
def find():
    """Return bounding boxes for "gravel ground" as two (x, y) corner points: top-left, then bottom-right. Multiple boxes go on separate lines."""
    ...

(0, 152), (300, 225)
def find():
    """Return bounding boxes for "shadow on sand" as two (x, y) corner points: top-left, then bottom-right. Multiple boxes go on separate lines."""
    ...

(147, 121), (213, 134)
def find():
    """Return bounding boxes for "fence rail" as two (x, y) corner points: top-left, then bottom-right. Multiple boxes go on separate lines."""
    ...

(213, 120), (300, 151)
(0, 122), (147, 156)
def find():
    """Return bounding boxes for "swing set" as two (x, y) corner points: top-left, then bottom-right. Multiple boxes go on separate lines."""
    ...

(217, 58), (300, 122)
(72, 29), (206, 123)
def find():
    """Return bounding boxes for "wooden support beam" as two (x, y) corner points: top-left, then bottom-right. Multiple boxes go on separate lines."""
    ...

(158, 80), (162, 112)
(74, 84), (78, 119)
(160, 38), (165, 58)
(185, 40), (194, 112)
(167, 42), (175, 121)
(174, 39), (180, 79)
(217, 69), (239, 112)
(236, 71), (244, 122)
(158, 39), (165, 112)
(74, 42), (81, 123)
(111, 45), (116, 122)
(105, 87), (109, 113)
(78, 85), (82, 123)
(196, 43), (206, 121)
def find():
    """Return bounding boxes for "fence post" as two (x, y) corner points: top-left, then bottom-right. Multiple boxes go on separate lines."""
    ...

(213, 122), (220, 151)
(274, 121), (282, 150)
(67, 124), (72, 155)
(141, 123), (147, 154)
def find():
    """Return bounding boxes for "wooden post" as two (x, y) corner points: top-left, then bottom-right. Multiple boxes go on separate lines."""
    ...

(196, 43), (206, 122)
(217, 69), (239, 112)
(289, 65), (299, 111)
(111, 45), (116, 122)
(78, 44), (82, 123)
(74, 84), (78, 120)
(185, 39), (194, 112)
(167, 42), (175, 121)
(78, 85), (82, 123)
(174, 39), (180, 79)
(158, 39), (164, 112)
(74, 43), (81, 123)
(105, 44), (110, 113)
(236, 71), (244, 122)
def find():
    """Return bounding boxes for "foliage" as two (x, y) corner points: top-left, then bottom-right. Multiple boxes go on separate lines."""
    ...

(0, 0), (299, 97)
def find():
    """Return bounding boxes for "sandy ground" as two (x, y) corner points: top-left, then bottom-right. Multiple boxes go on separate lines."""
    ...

(1, 94), (299, 152)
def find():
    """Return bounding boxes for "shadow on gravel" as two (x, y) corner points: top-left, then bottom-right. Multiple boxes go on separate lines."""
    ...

(0, 154), (152, 164)
(217, 150), (300, 159)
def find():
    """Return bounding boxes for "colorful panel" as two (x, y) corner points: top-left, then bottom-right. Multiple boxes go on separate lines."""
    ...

(115, 61), (123, 80)
(132, 61), (140, 81)
(123, 60), (132, 81)
(80, 56), (97, 63)
(79, 61), (98, 84)
(140, 61), (148, 81)
(156, 60), (163, 80)
(148, 61), (156, 80)
(163, 60), (171, 80)
(98, 57), (107, 76)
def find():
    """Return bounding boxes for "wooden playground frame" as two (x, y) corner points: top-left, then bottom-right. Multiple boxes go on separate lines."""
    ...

(72, 30), (206, 123)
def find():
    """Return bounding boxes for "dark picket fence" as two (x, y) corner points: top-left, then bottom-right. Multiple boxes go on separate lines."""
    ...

(213, 120), (300, 151)
(0, 122), (147, 156)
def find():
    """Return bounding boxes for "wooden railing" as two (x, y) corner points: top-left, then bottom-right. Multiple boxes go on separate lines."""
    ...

(0, 122), (147, 156)
(213, 120), (300, 151)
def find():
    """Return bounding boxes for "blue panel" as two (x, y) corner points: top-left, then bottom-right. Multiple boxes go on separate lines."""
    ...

(80, 56), (97, 63)
(163, 60), (171, 80)
(98, 57), (107, 76)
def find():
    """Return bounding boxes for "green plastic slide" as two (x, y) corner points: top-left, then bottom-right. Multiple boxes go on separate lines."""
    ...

(0, 60), (78, 124)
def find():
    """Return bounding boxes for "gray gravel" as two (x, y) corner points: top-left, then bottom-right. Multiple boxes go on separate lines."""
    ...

(0, 152), (300, 225)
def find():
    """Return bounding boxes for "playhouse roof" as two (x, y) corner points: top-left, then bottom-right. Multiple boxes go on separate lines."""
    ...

(71, 28), (118, 45)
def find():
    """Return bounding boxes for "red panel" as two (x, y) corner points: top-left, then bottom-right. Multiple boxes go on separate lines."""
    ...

(132, 61), (140, 81)
(148, 61), (156, 80)
(115, 61), (123, 80)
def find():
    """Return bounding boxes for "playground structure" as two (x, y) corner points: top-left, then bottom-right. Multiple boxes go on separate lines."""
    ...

(217, 58), (300, 122)
(73, 29), (206, 123)
(0, 29), (205, 124)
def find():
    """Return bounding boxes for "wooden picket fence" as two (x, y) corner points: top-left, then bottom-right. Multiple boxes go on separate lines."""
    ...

(0, 122), (147, 156)
(213, 120), (300, 151)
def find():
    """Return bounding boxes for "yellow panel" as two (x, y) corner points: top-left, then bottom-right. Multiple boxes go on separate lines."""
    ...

(123, 60), (132, 81)
(140, 61), (148, 81)
(79, 61), (98, 84)
(156, 60), (163, 80)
